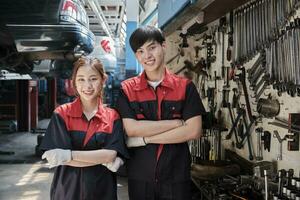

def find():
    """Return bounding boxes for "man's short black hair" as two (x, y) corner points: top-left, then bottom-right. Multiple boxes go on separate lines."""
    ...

(129, 26), (165, 53)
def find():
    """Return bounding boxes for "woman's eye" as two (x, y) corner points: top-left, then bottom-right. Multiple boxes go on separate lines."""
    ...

(91, 78), (98, 81)
(77, 78), (84, 82)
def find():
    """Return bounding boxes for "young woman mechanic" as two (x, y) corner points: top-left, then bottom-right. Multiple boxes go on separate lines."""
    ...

(40, 56), (128, 200)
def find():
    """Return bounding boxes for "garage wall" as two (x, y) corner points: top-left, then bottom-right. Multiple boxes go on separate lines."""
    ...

(165, 6), (300, 173)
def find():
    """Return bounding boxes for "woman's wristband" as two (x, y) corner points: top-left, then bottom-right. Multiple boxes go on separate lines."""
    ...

(143, 137), (147, 145)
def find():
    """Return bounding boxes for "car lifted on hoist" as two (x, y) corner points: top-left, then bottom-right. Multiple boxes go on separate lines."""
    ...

(0, 0), (94, 74)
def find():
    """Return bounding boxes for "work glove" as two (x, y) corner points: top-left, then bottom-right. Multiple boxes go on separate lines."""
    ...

(126, 137), (147, 147)
(42, 149), (72, 168)
(102, 157), (124, 172)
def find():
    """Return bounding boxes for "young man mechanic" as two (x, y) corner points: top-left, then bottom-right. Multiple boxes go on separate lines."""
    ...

(117, 26), (206, 200)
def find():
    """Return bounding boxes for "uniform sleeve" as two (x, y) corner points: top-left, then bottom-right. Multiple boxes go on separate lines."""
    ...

(103, 119), (129, 159)
(116, 89), (136, 119)
(39, 112), (72, 151)
(182, 81), (206, 121)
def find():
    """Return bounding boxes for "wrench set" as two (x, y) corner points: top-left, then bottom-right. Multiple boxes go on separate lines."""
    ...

(266, 20), (300, 96)
(233, 0), (300, 64)
(233, 0), (300, 99)
(182, 0), (300, 199)
(187, 0), (300, 160)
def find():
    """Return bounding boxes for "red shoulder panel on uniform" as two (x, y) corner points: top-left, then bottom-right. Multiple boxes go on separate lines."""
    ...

(121, 71), (191, 102)
(121, 78), (156, 102)
(162, 74), (189, 101)
(54, 100), (120, 134)
(54, 102), (87, 132)
(98, 107), (120, 127)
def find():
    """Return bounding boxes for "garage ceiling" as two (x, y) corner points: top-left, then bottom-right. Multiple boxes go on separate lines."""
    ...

(83, 0), (126, 45)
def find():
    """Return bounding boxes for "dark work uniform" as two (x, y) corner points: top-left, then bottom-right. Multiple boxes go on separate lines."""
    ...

(40, 98), (128, 200)
(117, 69), (206, 200)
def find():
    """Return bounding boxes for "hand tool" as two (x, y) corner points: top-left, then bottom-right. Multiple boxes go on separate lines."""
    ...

(264, 170), (268, 200)
(256, 127), (263, 161)
(262, 131), (271, 152)
(273, 130), (287, 160)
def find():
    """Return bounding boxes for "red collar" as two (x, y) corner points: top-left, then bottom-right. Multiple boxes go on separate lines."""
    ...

(134, 68), (175, 91)
(67, 97), (104, 121)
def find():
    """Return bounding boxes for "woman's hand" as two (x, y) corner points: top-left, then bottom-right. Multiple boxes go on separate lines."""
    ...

(42, 149), (72, 168)
(102, 157), (124, 172)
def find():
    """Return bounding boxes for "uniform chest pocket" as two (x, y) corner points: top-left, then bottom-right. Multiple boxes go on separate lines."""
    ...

(131, 102), (146, 119)
(94, 133), (107, 149)
(163, 102), (183, 119)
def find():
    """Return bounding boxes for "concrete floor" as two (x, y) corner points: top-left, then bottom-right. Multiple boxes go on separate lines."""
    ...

(0, 163), (129, 200)
(0, 121), (129, 200)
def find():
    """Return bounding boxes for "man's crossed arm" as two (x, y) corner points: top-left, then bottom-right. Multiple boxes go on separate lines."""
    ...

(123, 116), (202, 147)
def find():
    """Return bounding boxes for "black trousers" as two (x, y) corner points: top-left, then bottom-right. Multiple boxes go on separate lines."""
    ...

(128, 179), (191, 200)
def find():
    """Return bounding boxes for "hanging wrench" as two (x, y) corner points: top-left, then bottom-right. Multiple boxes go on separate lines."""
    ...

(256, 127), (264, 160)
(273, 130), (287, 160)
(252, 74), (270, 94)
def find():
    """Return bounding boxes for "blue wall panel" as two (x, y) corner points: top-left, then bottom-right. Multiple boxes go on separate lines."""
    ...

(158, 0), (191, 28)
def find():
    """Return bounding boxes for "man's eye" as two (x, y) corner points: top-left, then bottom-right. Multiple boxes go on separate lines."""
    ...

(91, 78), (98, 81)
(137, 50), (143, 54)
(77, 78), (84, 82)
(149, 46), (156, 50)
